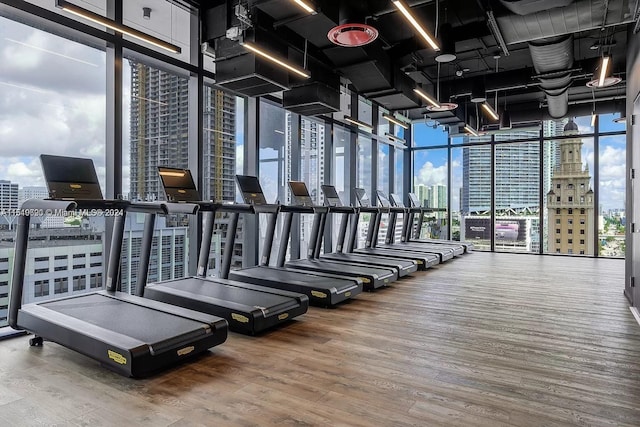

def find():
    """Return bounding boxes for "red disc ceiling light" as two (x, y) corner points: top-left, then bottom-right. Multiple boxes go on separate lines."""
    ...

(328, 23), (378, 47)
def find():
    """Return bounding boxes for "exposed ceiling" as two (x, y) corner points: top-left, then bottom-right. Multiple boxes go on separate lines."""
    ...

(201, 0), (635, 128)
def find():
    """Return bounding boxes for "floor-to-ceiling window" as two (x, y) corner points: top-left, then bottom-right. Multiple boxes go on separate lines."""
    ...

(0, 15), (106, 327)
(413, 114), (625, 257)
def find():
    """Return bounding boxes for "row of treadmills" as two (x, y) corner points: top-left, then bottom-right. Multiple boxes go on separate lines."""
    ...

(8, 155), (473, 377)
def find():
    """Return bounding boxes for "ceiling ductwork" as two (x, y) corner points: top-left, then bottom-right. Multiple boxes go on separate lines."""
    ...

(529, 35), (574, 119)
(496, 0), (634, 45)
(499, 0), (575, 16)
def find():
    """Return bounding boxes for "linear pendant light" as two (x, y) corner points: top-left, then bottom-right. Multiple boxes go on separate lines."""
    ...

(241, 42), (311, 78)
(464, 124), (480, 137)
(344, 116), (373, 131)
(413, 88), (440, 109)
(392, 0), (440, 51)
(481, 102), (499, 121)
(55, 0), (181, 54)
(598, 55), (610, 87)
(291, 0), (317, 14)
(383, 113), (409, 129)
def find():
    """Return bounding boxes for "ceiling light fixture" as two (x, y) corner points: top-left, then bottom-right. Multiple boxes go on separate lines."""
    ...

(385, 132), (406, 144)
(241, 42), (311, 78)
(414, 87), (440, 109)
(613, 115), (626, 124)
(55, 0), (181, 54)
(464, 124), (480, 137)
(142, 7), (151, 20)
(344, 116), (373, 131)
(291, 0), (317, 14)
(591, 113), (597, 127)
(599, 55), (610, 87)
(383, 113), (409, 129)
(392, 0), (440, 51)
(586, 55), (621, 88)
(481, 102), (499, 121)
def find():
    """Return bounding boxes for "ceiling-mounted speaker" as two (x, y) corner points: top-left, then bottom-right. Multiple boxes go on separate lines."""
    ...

(471, 80), (486, 103)
(328, 1), (378, 47)
(435, 23), (456, 63)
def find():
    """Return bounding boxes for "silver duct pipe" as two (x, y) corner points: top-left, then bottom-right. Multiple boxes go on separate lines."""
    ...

(529, 35), (574, 118)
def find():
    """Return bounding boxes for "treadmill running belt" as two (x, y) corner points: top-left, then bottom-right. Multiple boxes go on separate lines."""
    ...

(156, 278), (296, 312)
(40, 293), (205, 344)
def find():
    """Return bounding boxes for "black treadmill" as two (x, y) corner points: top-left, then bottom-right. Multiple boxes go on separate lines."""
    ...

(228, 175), (363, 306)
(313, 185), (418, 277)
(405, 192), (474, 253)
(281, 181), (398, 290)
(370, 191), (456, 263)
(136, 167), (309, 335)
(349, 188), (440, 269)
(8, 155), (228, 377)
(386, 193), (465, 256)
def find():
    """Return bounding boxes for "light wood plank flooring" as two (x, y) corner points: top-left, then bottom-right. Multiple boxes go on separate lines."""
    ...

(0, 252), (638, 426)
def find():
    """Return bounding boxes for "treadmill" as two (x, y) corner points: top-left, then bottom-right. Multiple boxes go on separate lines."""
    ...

(405, 192), (474, 253)
(8, 155), (228, 377)
(314, 185), (418, 277)
(228, 175), (363, 307)
(136, 166), (309, 335)
(282, 181), (398, 290)
(371, 191), (456, 263)
(387, 193), (465, 256)
(349, 188), (439, 269)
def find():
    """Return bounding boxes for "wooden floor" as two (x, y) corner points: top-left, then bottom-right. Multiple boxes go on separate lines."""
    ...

(1, 252), (639, 426)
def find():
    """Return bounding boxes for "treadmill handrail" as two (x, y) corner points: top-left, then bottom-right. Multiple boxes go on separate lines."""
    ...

(21, 198), (77, 212)
(281, 205), (328, 214)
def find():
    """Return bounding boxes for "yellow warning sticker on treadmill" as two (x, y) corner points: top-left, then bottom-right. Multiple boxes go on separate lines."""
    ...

(311, 290), (327, 298)
(278, 313), (289, 320)
(107, 350), (127, 365)
(177, 346), (195, 356)
(360, 277), (371, 284)
(232, 313), (249, 323)
(345, 292), (351, 297)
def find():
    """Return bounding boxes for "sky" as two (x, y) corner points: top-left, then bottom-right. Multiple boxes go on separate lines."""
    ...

(0, 16), (107, 190)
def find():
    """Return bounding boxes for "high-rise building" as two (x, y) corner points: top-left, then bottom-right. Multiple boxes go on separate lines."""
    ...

(461, 131), (540, 213)
(547, 119), (595, 255)
(129, 62), (242, 279)
(129, 62), (190, 201)
(0, 180), (18, 209)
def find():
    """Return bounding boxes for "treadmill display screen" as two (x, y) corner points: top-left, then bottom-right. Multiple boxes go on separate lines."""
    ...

(376, 191), (391, 208)
(288, 181), (313, 206)
(353, 188), (369, 207)
(389, 193), (405, 208)
(158, 167), (201, 202)
(320, 185), (342, 207)
(40, 154), (103, 200)
(236, 175), (267, 205)
(408, 193), (421, 207)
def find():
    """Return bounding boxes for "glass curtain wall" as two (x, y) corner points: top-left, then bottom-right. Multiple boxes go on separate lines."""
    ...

(0, 15), (107, 327)
(414, 115), (625, 257)
(258, 100), (289, 263)
(121, 57), (191, 295)
(202, 89), (246, 276)
(300, 117), (326, 256)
